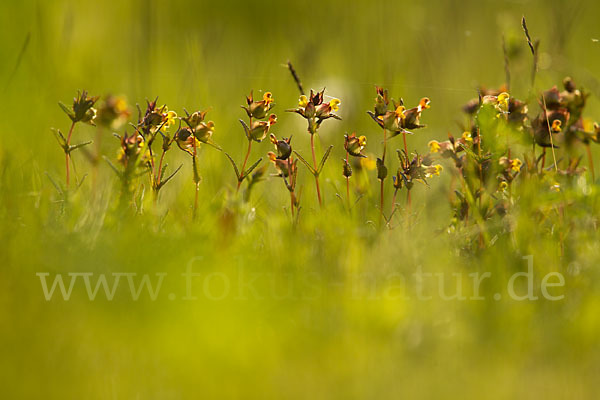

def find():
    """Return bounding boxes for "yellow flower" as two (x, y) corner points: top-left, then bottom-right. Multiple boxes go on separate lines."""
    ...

(418, 97), (431, 111)
(114, 97), (128, 114)
(425, 164), (443, 178)
(498, 181), (509, 192)
(395, 105), (406, 120)
(358, 135), (367, 146)
(263, 92), (273, 105)
(462, 131), (473, 143)
(428, 140), (441, 153)
(498, 92), (510, 110)
(510, 158), (522, 172)
(166, 111), (177, 124)
(551, 119), (562, 133)
(360, 157), (377, 171)
(299, 95), (308, 108)
(160, 110), (178, 132)
(330, 98), (340, 112)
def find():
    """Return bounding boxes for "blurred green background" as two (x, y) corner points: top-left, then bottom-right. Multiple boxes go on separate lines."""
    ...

(1, 0), (600, 398)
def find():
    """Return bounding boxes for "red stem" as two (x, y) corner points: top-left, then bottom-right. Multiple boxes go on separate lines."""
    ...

(156, 150), (167, 185)
(65, 121), (76, 188)
(237, 139), (253, 192)
(345, 151), (350, 211)
(379, 128), (388, 225)
(288, 158), (295, 217)
(587, 144), (595, 181)
(311, 134), (322, 207)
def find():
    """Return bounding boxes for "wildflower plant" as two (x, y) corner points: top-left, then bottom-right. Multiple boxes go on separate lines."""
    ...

(268, 133), (300, 218)
(366, 87), (431, 222)
(175, 108), (218, 217)
(55, 90), (99, 188)
(93, 95), (131, 168)
(225, 91), (276, 194)
(43, 16), (600, 254)
(287, 89), (340, 207)
(342, 133), (367, 209)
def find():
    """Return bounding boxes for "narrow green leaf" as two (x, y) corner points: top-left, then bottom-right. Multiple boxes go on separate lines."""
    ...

(51, 128), (67, 149)
(239, 119), (250, 140)
(293, 150), (316, 175)
(44, 172), (64, 195)
(241, 158), (263, 180)
(317, 145), (333, 175)
(58, 101), (75, 120)
(103, 156), (123, 179)
(224, 152), (241, 180)
(157, 164), (183, 190)
(68, 140), (93, 153)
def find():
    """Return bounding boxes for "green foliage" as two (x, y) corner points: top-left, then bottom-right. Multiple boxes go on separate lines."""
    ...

(1, 0), (600, 398)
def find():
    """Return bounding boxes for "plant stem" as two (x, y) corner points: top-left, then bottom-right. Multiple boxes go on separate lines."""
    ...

(379, 128), (388, 225)
(311, 133), (322, 207)
(541, 148), (547, 171)
(237, 139), (252, 192)
(287, 159), (295, 218)
(156, 150), (167, 185)
(65, 121), (76, 188)
(402, 130), (412, 209)
(477, 127), (484, 248)
(345, 152), (351, 211)
(586, 143), (595, 181)
(193, 181), (200, 220)
(290, 192), (295, 217)
(192, 138), (200, 220)
(541, 96), (558, 173)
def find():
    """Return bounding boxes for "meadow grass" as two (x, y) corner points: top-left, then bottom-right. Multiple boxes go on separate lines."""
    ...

(1, 0), (600, 398)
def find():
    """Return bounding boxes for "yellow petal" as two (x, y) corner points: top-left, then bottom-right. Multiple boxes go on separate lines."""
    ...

(428, 140), (441, 153)
(263, 92), (273, 104)
(299, 95), (308, 108)
(330, 98), (340, 112)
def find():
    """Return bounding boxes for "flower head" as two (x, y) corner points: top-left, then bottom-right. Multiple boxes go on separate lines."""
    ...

(418, 97), (431, 111)
(510, 158), (522, 172)
(175, 127), (201, 155)
(424, 164), (443, 178)
(117, 132), (148, 165)
(183, 110), (216, 144)
(243, 91), (275, 119)
(96, 95), (130, 129)
(246, 114), (277, 142)
(286, 89), (341, 134)
(461, 131), (473, 143)
(268, 151), (296, 178)
(497, 92), (510, 111)
(329, 98), (341, 112)
(373, 86), (390, 117)
(59, 90), (99, 125)
(344, 133), (367, 157)
(499, 156), (522, 174)
(298, 95), (308, 108)
(270, 133), (292, 160)
(551, 119), (562, 133)
(428, 140), (441, 153)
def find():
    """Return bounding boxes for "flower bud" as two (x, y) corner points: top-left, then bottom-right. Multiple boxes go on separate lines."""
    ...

(342, 159), (352, 178)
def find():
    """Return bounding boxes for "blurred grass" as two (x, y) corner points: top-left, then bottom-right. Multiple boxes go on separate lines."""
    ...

(1, 0), (600, 398)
